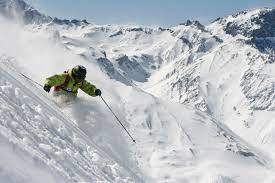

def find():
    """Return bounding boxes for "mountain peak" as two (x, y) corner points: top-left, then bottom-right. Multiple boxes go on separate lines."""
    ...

(0, 0), (90, 26)
(179, 19), (205, 30)
(0, 0), (52, 24)
(211, 7), (275, 38)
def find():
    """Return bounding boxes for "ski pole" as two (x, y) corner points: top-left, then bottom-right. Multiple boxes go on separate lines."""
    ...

(100, 96), (136, 144)
(21, 73), (43, 87)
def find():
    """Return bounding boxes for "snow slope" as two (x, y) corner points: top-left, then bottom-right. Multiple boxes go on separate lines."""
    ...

(1, 0), (275, 182)
(142, 8), (275, 160)
(1, 53), (274, 183)
(0, 59), (141, 183)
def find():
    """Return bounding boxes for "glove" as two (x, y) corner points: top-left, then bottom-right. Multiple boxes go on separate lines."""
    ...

(95, 89), (101, 96)
(43, 85), (51, 93)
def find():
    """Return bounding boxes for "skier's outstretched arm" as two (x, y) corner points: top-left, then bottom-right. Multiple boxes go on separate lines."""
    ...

(80, 80), (100, 97)
(44, 74), (67, 92)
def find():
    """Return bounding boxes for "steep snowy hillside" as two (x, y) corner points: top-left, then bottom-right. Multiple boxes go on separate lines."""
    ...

(143, 7), (275, 170)
(1, 54), (274, 183)
(0, 59), (141, 183)
(1, 0), (275, 182)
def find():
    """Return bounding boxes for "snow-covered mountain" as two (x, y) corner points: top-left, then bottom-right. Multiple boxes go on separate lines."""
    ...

(0, 0), (275, 182)
(0, 0), (89, 25)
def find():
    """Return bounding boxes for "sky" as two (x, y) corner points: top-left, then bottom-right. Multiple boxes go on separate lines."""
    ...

(27, 0), (275, 27)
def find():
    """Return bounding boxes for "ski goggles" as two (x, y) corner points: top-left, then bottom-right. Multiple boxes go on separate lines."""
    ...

(72, 70), (86, 80)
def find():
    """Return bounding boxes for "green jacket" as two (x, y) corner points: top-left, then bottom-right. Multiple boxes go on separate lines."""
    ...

(45, 69), (97, 97)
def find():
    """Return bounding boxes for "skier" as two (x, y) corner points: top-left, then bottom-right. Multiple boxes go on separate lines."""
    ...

(43, 65), (101, 98)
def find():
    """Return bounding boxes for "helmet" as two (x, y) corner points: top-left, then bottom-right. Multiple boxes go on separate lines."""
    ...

(72, 65), (87, 80)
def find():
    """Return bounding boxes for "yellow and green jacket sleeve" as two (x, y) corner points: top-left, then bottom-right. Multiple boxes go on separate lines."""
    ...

(45, 74), (67, 87)
(80, 80), (97, 97)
